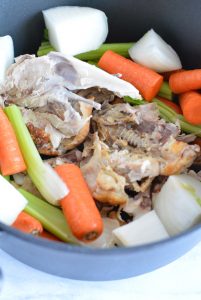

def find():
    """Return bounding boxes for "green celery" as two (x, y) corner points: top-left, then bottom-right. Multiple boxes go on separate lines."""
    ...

(124, 96), (146, 105)
(87, 60), (98, 66)
(19, 188), (77, 244)
(4, 175), (10, 182)
(37, 42), (55, 56)
(5, 105), (67, 205)
(37, 41), (134, 60)
(154, 99), (201, 137)
(75, 43), (133, 61)
(158, 81), (173, 101)
(43, 28), (49, 41)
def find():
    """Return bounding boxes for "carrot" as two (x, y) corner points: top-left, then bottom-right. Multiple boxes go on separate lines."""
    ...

(39, 231), (61, 242)
(156, 96), (182, 114)
(162, 69), (184, 81)
(98, 50), (163, 101)
(55, 164), (103, 242)
(169, 69), (201, 94)
(179, 91), (201, 125)
(0, 107), (26, 176)
(12, 211), (43, 235)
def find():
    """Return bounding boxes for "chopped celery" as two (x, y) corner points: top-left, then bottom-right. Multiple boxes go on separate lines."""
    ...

(43, 28), (49, 41)
(158, 81), (173, 101)
(124, 96), (146, 105)
(75, 43), (133, 61)
(87, 60), (98, 66)
(5, 105), (68, 206)
(37, 40), (134, 60)
(4, 175), (10, 182)
(154, 99), (201, 137)
(19, 188), (77, 244)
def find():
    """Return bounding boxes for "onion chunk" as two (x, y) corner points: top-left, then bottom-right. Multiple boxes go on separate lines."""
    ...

(113, 210), (169, 247)
(129, 29), (182, 72)
(0, 175), (27, 225)
(0, 35), (14, 84)
(43, 6), (108, 56)
(153, 175), (201, 236)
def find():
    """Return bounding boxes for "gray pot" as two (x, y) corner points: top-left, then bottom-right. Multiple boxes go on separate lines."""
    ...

(0, 0), (201, 281)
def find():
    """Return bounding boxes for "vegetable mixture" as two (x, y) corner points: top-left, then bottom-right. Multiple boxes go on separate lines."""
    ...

(1, 6), (201, 248)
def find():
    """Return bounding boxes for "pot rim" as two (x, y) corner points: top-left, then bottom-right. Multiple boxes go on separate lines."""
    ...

(1, 221), (201, 256)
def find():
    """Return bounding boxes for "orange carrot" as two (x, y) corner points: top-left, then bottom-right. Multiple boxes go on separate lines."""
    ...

(12, 211), (43, 235)
(162, 69), (184, 81)
(55, 164), (103, 242)
(179, 91), (201, 124)
(39, 231), (61, 242)
(157, 96), (182, 114)
(169, 69), (201, 94)
(0, 107), (26, 176)
(98, 50), (163, 101)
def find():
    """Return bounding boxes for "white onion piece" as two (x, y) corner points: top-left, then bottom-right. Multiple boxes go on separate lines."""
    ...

(153, 175), (201, 236)
(113, 210), (169, 247)
(0, 175), (27, 225)
(129, 29), (182, 72)
(86, 218), (120, 248)
(0, 35), (14, 84)
(13, 173), (26, 186)
(43, 6), (108, 55)
(36, 163), (69, 206)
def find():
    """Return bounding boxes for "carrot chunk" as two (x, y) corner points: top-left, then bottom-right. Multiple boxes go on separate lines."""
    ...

(98, 50), (163, 101)
(179, 91), (201, 124)
(55, 164), (103, 242)
(12, 211), (43, 235)
(0, 107), (26, 175)
(169, 69), (201, 93)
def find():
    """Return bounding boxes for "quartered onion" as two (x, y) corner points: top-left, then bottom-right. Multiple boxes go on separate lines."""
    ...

(43, 6), (108, 56)
(129, 29), (182, 73)
(153, 174), (201, 236)
(0, 175), (27, 225)
(0, 35), (14, 84)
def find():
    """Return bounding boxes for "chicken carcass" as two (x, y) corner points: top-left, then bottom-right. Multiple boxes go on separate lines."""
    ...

(0, 52), (141, 155)
(81, 103), (199, 205)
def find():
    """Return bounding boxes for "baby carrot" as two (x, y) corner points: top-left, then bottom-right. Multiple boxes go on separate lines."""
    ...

(55, 164), (103, 242)
(98, 50), (163, 101)
(162, 69), (184, 81)
(179, 91), (201, 125)
(12, 211), (43, 235)
(169, 69), (201, 93)
(39, 231), (61, 242)
(156, 96), (182, 114)
(0, 107), (26, 176)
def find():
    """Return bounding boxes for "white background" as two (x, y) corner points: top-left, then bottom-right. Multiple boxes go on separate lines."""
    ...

(0, 243), (201, 300)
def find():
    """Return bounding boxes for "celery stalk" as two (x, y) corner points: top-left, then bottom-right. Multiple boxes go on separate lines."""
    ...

(37, 41), (133, 60)
(154, 99), (201, 137)
(5, 105), (68, 206)
(124, 96), (146, 105)
(87, 60), (98, 66)
(158, 81), (173, 101)
(4, 175), (10, 182)
(19, 188), (77, 244)
(75, 43), (133, 61)
(43, 28), (49, 41)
